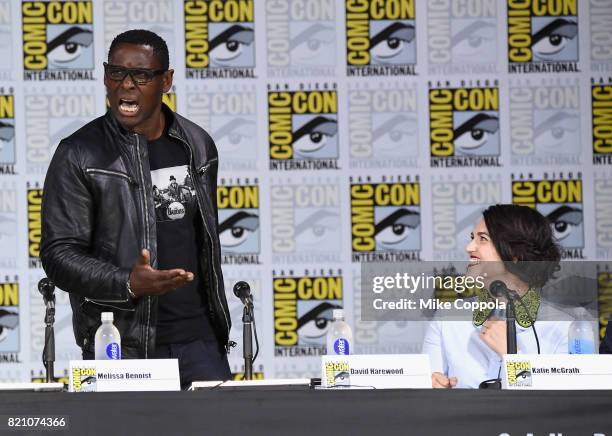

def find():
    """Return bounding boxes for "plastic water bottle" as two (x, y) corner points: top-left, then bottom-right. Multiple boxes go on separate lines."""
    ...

(95, 312), (121, 360)
(326, 309), (352, 355)
(568, 308), (596, 354)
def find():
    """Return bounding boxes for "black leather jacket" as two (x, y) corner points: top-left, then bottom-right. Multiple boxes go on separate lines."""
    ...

(41, 105), (231, 358)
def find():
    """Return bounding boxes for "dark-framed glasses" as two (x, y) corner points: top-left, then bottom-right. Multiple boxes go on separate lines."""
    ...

(103, 62), (167, 85)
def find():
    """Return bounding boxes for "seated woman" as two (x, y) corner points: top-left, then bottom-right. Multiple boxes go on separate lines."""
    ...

(423, 204), (568, 388)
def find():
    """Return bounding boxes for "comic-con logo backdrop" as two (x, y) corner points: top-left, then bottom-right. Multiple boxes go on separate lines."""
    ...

(348, 82), (419, 169)
(273, 269), (343, 357)
(268, 84), (339, 170)
(22, 0), (95, 80)
(507, 0), (579, 73)
(266, 0), (337, 77)
(184, 0), (255, 79)
(0, 277), (19, 361)
(270, 176), (342, 264)
(427, 0), (498, 75)
(592, 78), (612, 165)
(350, 175), (421, 262)
(0, 91), (15, 172)
(429, 81), (501, 168)
(217, 178), (260, 264)
(512, 172), (584, 259)
(345, 0), (416, 76)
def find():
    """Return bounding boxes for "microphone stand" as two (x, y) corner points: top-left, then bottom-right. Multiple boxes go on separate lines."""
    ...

(242, 303), (254, 381)
(505, 297), (518, 354)
(41, 282), (56, 383)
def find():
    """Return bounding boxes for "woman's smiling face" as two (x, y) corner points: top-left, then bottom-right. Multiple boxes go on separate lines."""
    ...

(465, 218), (504, 281)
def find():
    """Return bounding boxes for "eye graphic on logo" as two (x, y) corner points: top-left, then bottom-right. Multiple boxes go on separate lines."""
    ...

(292, 116), (338, 158)
(453, 113), (499, 152)
(531, 18), (577, 60)
(209, 25), (254, 66)
(0, 309), (18, 343)
(295, 209), (339, 247)
(370, 22), (415, 63)
(47, 26), (93, 67)
(375, 208), (420, 249)
(451, 20), (496, 59)
(516, 370), (531, 380)
(290, 23), (335, 64)
(372, 114), (417, 155)
(534, 112), (579, 153)
(81, 376), (96, 386)
(219, 211), (259, 249)
(297, 302), (341, 342)
(334, 371), (350, 384)
(546, 205), (582, 241)
(0, 121), (14, 142)
(213, 118), (256, 153)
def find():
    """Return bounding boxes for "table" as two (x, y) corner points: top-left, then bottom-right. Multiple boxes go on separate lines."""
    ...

(1, 388), (611, 435)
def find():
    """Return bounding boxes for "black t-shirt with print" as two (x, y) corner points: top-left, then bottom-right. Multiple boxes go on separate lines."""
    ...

(147, 132), (215, 345)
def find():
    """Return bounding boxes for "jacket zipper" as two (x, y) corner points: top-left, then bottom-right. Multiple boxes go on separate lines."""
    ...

(85, 168), (136, 184)
(134, 134), (152, 359)
(84, 297), (135, 311)
(168, 132), (231, 341)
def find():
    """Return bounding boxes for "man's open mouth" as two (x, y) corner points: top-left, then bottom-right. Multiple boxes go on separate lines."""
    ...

(118, 99), (139, 115)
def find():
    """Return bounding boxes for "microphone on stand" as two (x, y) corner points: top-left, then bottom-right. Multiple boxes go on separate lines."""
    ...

(38, 278), (56, 383)
(233, 281), (258, 381)
(489, 280), (518, 355)
(38, 278), (55, 305)
(489, 280), (540, 354)
(233, 281), (253, 307)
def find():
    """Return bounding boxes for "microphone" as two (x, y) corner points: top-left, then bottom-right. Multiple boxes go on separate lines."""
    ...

(233, 281), (253, 307)
(489, 280), (517, 300)
(38, 278), (55, 303)
(490, 279), (541, 354)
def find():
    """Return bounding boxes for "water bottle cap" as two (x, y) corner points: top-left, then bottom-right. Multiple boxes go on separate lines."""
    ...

(101, 312), (114, 322)
(332, 309), (344, 320)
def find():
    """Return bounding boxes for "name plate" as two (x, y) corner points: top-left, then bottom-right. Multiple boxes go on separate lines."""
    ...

(502, 354), (612, 390)
(321, 354), (431, 389)
(69, 359), (180, 392)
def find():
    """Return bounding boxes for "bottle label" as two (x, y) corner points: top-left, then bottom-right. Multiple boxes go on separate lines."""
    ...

(333, 338), (350, 355)
(106, 343), (121, 360)
(570, 339), (595, 354)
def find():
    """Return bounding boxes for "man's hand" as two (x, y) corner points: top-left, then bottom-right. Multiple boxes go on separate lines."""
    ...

(432, 372), (457, 389)
(128, 249), (194, 297)
(479, 319), (507, 356)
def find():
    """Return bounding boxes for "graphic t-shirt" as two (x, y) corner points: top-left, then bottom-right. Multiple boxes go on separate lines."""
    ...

(148, 132), (215, 345)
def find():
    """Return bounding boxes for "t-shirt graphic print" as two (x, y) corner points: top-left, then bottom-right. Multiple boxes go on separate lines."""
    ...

(150, 165), (197, 223)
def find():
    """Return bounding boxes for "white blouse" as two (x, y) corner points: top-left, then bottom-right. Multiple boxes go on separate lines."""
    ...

(422, 307), (572, 388)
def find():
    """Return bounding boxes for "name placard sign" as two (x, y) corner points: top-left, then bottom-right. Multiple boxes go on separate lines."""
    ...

(69, 359), (180, 392)
(502, 354), (612, 390)
(321, 354), (431, 389)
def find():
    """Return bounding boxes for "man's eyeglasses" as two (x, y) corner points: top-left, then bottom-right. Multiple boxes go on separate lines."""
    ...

(103, 62), (167, 85)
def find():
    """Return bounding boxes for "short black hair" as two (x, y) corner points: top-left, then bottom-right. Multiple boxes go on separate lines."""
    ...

(108, 29), (169, 70)
(483, 204), (561, 288)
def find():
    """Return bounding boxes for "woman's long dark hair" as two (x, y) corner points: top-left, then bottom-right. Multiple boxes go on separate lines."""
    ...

(482, 204), (561, 288)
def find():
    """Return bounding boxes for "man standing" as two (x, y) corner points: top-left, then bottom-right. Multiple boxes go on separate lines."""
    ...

(41, 30), (231, 388)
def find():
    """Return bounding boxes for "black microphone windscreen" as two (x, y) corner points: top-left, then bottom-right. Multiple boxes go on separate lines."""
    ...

(489, 280), (507, 298)
(233, 281), (250, 298)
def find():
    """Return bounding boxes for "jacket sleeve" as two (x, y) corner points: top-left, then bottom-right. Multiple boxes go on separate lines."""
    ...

(40, 140), (132, 303)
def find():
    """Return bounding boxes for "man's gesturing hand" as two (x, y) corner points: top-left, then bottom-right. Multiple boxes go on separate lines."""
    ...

(128, 249), (194, 297)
